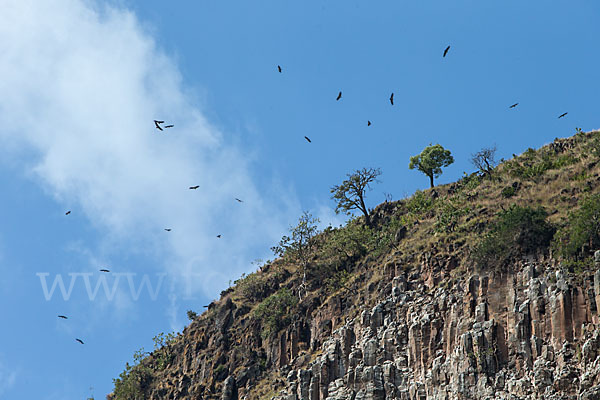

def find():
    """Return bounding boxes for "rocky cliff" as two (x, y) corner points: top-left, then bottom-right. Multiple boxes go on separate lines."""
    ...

(109, 130), (600, 400)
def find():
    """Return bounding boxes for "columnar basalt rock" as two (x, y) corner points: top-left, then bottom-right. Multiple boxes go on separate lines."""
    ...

(271, 260), (600, 400)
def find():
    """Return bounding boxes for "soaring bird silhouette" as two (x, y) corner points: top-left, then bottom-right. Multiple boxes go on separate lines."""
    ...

(65, 211), (71, 215)
(235, 198), (243, 203)
(76, 338), (84, 345)
(277, 65), (282, 73)
(99, 269), (110, 273)
(216, 234), (222, 238)
(304, 136), (311, 143)
(443, 45), (450, 57)
(154, 120), (164, 131)
(336, 91), (342, 101)
(189, 185), (200, 190)
(509, 103), (519, 109)
(390, 93), (394, 105)
(368, 121), (372, 126)
(58, 315), (68, 319)
(164, 228), (172, 232)
(558, 112), (568, 119)
(164, 125), (174, 128)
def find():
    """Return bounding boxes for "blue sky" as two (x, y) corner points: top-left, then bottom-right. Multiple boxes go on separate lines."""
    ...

(0, 0), (598, 398)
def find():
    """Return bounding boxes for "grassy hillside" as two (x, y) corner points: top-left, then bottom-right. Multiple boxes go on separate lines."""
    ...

(110, 129), (600, 400)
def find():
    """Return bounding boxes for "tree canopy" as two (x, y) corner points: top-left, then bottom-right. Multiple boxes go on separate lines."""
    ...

(409, 144), (454, 188)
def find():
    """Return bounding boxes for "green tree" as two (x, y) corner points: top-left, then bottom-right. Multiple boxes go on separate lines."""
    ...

(409, 144), (454, 188)
(330, 167), (382, 227)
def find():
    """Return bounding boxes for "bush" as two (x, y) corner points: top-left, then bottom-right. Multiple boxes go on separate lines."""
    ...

(501, 186), (516, 198)
(253, 288), (298, 338)
(186, 310), (198, 321)
(553, 194), (600, 260)
(112, 348), (152, 400)
(320, 221), (370, 263)
(406, 190), (435, 216)
(235, 272), (271, 302)
(505, 149), (577, 181)
(435, 198), (470, 233)
(472, 205), (555, 269)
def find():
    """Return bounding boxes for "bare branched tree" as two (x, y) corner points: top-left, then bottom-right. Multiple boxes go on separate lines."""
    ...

(471, 145), (497, 176)
(330, 167), (382, 227)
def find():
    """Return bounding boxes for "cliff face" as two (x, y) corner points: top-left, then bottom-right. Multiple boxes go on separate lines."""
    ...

(109, 131), (600, 400)
(275, 258), (600, 400)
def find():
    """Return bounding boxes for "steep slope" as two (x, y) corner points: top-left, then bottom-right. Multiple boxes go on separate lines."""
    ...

(109, 130), (600, 400)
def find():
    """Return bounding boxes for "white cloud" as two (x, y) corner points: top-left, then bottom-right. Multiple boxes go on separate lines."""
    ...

(0, 0), (295, 299)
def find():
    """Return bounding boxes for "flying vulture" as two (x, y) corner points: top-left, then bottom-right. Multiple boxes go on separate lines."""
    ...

(154, 120), (164, 131)
(336, 91), (342, 101)
(189, 186), (200, 190)
(164, 228), (172, 232)
(443, 45), (450, 57)
(367, 121), (372, 126)
(235, 198), (243, 203)
(558, 112), (568, 119)
(278, 65), (282, 73)
(58, 315), (68, 319)
(304, 136), (311, 143)
(76, 338), (84, 344)
(164, 125), (174, 128)
(99, 269), (110, 273)
(216, 234), (222, 238)
(390, 93), (394, 105)
(509, 103), (519, 109)
(65, 211), (71, 215)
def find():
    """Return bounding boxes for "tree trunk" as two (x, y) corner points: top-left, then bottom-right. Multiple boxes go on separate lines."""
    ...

(429, 174), (434, 188)
(359, 196), (371, 227)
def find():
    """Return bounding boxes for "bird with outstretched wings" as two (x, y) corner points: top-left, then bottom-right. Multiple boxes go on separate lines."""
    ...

(189, 185), (199, 190)
(336, 91), (342, 101)
(58, 315), (68, 319)
(278, 65), (282, 73)
(154, 120), (164, 131)
(75, 338), (84, 344)
(304, 136), (311, 143)
(509, 103), (519, 109)
(99, 269), (110, 273)
(390, 93), (394, 105)
(558, 112), (568, 119)
(443, 45), (450, 57)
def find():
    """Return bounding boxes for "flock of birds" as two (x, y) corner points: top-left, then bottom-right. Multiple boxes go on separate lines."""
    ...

(278, 44), (568, 142)
(58, 120), (251, 343)
(56, 44), (570, 347)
